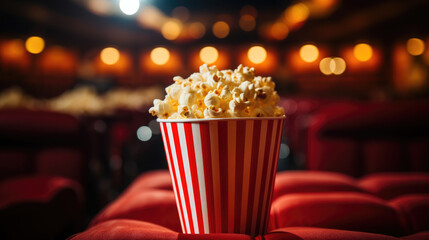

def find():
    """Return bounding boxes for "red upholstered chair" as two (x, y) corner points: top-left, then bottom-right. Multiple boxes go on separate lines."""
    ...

(70, 220), (402, 240)
(390, 194), (429, 234)
(273, 171), (364, 200)
(269, 192), (404, 236)
(123, 170), (173, 196)
(263, 227), (399, 240)
(90, 189), (181, 232)
(359, 173), (429, 200)
(35, 148), (85, 183)
(306, 101), (429, 177)
(401, 232), (429, 240)
(0, 150), (29, 179)
(70, 219), (252, 240)
(69, 219), (178, 240)
(0, 109), (81, 140)
(278, 98), (345, 167)
(0, 176), (84, 240)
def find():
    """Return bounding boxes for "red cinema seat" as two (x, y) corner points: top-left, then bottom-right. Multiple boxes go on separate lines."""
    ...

(35, 148), (85, 183)
(306, 101), (429, 177)
(123, 170), (173, 196)
(0, 176), (84, 240)
(70, 219), (252, 240)
(402, 232), (429, 240)
(90, 189), (181, 232)
(69, 219), (178, 240)
(270, 192), (404, 236)
(359, 173), (429, 200)
(264, 227), (399, 240)
(0, 109), (80, 140)
(390, 194), (429, 234)
(273, 171), (363, 200)
(0, 150), (29, 179)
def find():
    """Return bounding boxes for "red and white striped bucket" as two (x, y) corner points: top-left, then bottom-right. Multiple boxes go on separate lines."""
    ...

(158, 117), (285, 236)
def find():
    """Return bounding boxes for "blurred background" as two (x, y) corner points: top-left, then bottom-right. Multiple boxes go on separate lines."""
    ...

(1, 0), (429, 239)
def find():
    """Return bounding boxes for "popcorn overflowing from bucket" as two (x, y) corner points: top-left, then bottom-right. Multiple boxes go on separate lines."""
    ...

(149, 64), (285, 119)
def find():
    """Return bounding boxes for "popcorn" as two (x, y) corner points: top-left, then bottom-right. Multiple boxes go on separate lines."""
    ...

(149, 64), (285, 119)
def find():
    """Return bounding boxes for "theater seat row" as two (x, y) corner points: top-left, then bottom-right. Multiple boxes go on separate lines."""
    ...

(70, 170), (429, 239)
(0, 176), (84, 240)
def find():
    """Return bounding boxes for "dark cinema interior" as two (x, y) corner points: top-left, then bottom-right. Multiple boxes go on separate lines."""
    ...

(1, 0), (429, 239)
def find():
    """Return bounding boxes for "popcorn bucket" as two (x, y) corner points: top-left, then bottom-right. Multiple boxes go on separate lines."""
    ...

(158, 117), (285, 236)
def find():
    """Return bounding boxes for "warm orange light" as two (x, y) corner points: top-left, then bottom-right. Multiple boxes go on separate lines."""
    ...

(307, 0), (339, 17)
(40, 46), (76, 74)
(137, 6), (166, 29)
(319, 57), (333, 75)
(284, 3), (310, 26)
(300, 44), (319, 63)
(188, 22), (206, 39)
(239, 15), (256, 32)
(88, 0), (111, 16)
(172, 6), (190, 22)
(332, 57), (346, 75)
(353, 43), (373, 62)
(270, 22), (289, 40)
(240, 5), (258, 17)
(150, 47), (170, 65)
(248, 46), (267, 64)
(25, 36), (45, 54)
(406, 38), (425, 56)
(161, 20), (182, 40)
(141, 50), (183, 77)
(0, 39), (26, 61)
(0, 39), (30, 69)
(199, 46), (219, 64)
(212, 21), (230, 39)
(319, 57), (346, 75)
(100, 47), (120, 65)
(341, 46), (381, 72)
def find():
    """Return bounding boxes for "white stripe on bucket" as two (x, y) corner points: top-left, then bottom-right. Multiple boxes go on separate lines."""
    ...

(177, 123), (199, 233)
(166, 123), (191, 233)
(191, 123), (210, 233)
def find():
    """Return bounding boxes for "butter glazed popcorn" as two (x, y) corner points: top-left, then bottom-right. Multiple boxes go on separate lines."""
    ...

(149, 64), (285, 119)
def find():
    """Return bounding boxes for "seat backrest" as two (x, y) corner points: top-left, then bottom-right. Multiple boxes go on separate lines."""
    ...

(307, 101), (429, 177)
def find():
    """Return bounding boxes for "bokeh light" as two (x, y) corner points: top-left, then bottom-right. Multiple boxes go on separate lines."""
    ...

(279, 143), (290, 159)
(148, 119), (160, 135)
(248, 46), (267, 64)
(406, 38), (425, 56)
(137, 126), (152, 142)
(172, 6), (190, 22)
(119, 0), (139, 15)
(284, 3), (310, 27)
(161, 20), (182, 40)
(25, 36), (45, 54)
(0, 39), (30, 69)
(270, 22), (289, 40)
(137, 6), (166, 29)
(332, 57), (346, 75)
(319, 57), (346, 75)
(240, 5), (258, 17)
(100, 47), (120, 65)
(299, 44), (319, 63)
(353, 43), (373, 62)
(88, 0), (112, 16)
(150, 47), (170, 65)
(199, 46), (219, 64)
(188, 22), (206, 39)
(212, 21), (230, 38)
(239, 15), (256, 32)
(319, 57), (333, 75)
(40, 46), (77, 74)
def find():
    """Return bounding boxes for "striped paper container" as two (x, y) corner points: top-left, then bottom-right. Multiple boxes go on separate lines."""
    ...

(158, 117), (285, 236)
